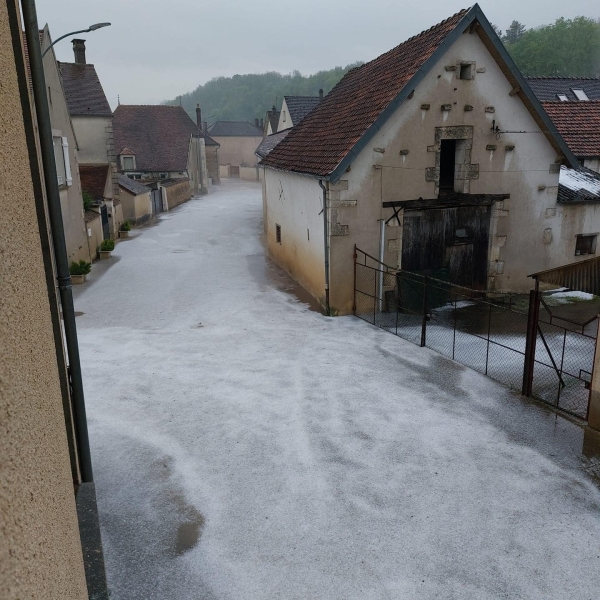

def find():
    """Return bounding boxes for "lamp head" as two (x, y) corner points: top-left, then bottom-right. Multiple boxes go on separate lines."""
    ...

(87, 22), (111, 31)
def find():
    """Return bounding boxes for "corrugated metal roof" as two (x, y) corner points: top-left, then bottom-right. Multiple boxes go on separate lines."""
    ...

(530, 256), (600, 295)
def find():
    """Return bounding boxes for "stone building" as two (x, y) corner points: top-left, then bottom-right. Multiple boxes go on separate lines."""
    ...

(261, 5), (586, 315)
(208, 120), (264, 179)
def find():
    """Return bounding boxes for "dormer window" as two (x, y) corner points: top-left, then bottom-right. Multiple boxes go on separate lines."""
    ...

(572, 89), (589, 101)
(283, 111), (286, 122)
(121, 155), (135, 170)
(556, 94), (568, 102)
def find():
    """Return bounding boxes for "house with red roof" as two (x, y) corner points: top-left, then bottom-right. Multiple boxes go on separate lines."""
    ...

(260, 4), (597, 315)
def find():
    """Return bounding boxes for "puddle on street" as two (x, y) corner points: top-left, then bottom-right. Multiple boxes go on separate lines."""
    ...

(246, 248), (323, 314)
(175, 513), (205, 556)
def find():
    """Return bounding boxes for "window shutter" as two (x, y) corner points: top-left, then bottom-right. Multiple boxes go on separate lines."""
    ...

(61, 137), (73, 186)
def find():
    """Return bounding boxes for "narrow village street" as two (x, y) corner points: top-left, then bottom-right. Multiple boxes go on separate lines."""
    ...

(74, 181), (600, 600)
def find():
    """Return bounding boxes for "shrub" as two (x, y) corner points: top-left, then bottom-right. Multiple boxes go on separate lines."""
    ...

(70, 260), (92, 276)
(82, 192), (93, 212)
(120, 220), (131, 232)
(100, 239), (115, 251)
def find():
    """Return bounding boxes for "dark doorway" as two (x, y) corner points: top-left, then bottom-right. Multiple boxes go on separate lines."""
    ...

(151, 189), (163, 215)
(100, 204), (110, 240)
(402, 204), (491, 289)
(439, 139), (456, 192)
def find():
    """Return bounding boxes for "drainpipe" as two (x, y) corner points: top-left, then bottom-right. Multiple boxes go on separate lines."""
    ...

(378, 219), (386, 313)
(22, 0), (93, 482)
(318, 179), (331, 316)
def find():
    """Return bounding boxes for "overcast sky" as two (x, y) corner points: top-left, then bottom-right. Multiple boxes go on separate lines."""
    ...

(36, 0), (598, 109)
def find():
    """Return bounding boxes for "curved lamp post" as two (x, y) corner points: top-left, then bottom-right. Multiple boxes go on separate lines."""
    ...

(42, 22), (111, 57)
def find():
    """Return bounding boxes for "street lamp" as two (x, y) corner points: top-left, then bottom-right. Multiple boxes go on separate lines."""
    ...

(42, 22), (111, 57)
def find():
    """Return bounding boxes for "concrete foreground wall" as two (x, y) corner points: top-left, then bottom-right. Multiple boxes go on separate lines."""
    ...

(0, 2), (89, 598)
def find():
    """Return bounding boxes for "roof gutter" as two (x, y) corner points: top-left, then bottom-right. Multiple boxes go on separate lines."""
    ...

(22, 0), (93, 482)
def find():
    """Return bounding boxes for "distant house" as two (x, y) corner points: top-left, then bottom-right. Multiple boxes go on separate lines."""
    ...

(264, 105), (280, 135)
(277, 94), (322, 132)
(207, 120), (263, 179)
(118, 175), (153, 225)
(261, 6), (587, 315)
(58, 38), (123, 244)
(34, 27), (91, 264)
(194, 104), (220, 184)
(113, 104), (210, 205)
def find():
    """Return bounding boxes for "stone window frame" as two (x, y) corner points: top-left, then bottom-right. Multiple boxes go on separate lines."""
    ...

(458, 61), (476, 80)
(425, 126), (479, 195)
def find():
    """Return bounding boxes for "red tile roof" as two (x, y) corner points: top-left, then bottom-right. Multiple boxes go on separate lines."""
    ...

(543, 101), (600, 158)
(261, 9), (468, 177)
(114, 105), (203, 172)
(80, 165), (109, 200)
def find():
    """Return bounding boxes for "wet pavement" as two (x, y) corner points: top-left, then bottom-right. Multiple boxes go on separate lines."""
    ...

(73, 180), (600, 600)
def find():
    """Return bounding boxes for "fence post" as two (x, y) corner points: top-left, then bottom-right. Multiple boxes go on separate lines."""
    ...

(353, 245), (357, 314)
(522, 288), (540, 396)
(588, 316), (600, 429)
(420, 275), (428, 347)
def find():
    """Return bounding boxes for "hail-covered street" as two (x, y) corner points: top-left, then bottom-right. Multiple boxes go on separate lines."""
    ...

(74, 180), (600, 600)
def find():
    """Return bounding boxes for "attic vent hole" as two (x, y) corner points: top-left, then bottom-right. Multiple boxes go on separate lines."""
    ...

(276, 224), (282, 244)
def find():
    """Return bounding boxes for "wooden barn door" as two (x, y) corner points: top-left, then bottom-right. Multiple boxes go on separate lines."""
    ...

(402, 205), (491, 289)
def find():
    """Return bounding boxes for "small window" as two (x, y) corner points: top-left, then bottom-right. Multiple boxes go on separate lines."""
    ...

(459, 63), (473, 80)
(122, 156), (134, 170)
(572, 89), (589, 101)
(276, 224), (281, 244)
(556, 94), (569, 102)
(307, 228), (310, 241)
(159, 173), (168, 179)
(282, 111), (286, 122)
(575, 234), (597, 256)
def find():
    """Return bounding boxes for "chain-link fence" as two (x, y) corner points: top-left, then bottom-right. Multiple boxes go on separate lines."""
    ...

(354, 247), (596, 420)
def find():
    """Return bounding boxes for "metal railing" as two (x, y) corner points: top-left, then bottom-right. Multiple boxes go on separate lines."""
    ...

(354, 246), (596, 420)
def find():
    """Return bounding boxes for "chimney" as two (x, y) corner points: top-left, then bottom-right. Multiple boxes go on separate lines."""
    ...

(319, 88), (324, 101)
(72, 39), (86, 64)
(260, 118), (264, 128)
(254, 118), (259, 127)
(202, 121), (208, 135)
(196, 103), (201, 128)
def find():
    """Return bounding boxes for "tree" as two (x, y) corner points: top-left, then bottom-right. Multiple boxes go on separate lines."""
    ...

(491, 24), (503, 39)
(163, 63), (363, 124)
(503, 20), (526, 44)
(507, 17), (600, 77)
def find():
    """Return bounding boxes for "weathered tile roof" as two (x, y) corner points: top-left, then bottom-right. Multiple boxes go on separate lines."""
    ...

(261, 9), (469, 177)
(527, 77), (600, 102)
(255, 130), (291, 160)
(118, 174), (151, 195)
(208, 121), (264, 137)
(114, 105), (204, 172)
(558, 165), (600, 203)
(543, 101), (600, 158)
(58, 62), (112, 117)
(284, 96), (321, 126)
(80, 165), (109, 200)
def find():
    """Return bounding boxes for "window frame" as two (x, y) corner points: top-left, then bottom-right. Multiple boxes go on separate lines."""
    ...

(122, 155), (135, 171)
(575, 234), (597, 256)
(572, 89), (589, 101)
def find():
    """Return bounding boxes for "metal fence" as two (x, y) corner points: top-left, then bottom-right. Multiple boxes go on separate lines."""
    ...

(354, 246), (596, 420)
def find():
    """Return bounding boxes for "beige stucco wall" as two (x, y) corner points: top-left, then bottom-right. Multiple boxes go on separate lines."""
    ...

(0, 5), (89, 598)
(584, 158), (600, 173)
(240, 165), (259, 181)
(212, 135), (262, 168)
(86, 214), (103, 260)
(264, 169), (326, 305)
(42, 30), (90, 264)
(120, 188), (152, 224)
(264, 30), (593, 315)
(71, 116), (111, 164)
(277, 98), (293, 132)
